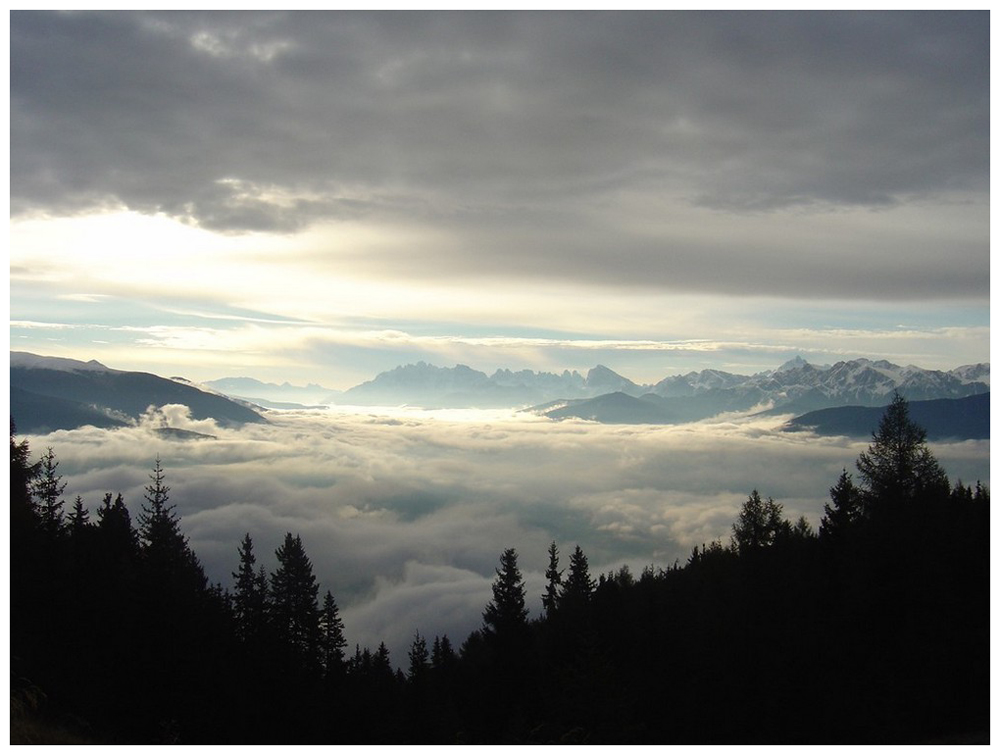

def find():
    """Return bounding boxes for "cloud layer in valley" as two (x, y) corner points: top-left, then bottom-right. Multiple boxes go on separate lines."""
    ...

(23, 403), (990, 663)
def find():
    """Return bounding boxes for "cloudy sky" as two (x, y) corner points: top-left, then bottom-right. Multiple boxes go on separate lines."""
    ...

(10, 10), (990, 388)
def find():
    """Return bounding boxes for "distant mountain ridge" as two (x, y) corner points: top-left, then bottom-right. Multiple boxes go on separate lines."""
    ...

(204, 376), (341, 408)
(10, 352), (266, 433)
(784, 393), (989, 440)
(335, 361), (666, 408)
(18, 351), (987, 433)
(338, 361), (592, 408)
(331, 357), (989, 420)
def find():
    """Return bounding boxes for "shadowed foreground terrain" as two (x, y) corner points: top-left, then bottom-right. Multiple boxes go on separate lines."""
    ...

(10, 395), (989, 743)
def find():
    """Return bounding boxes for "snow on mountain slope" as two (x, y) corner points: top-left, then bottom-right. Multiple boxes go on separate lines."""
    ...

(10, 351), (115, 373)
(951, 363), (991, 386)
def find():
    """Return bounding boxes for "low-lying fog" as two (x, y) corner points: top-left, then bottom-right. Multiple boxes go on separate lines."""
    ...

(26, 404), (990, 664)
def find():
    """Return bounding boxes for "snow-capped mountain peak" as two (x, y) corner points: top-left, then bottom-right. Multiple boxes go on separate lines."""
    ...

(775, 356), (810, 373)
(951, 363), (991, 387)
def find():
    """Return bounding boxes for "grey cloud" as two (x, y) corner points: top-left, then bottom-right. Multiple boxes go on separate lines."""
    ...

(11, 12), (988, 298)
(331, 198), (987, 299)
(340, 562), (494, 664)
(11, 12), (989, 299)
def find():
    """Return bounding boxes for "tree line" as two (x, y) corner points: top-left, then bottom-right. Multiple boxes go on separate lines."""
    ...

(10, 393), (989, 743)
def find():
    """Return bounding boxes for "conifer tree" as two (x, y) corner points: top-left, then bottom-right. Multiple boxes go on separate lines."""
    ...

(9, 424), (40, 657)
(431, 634), (456, 671)
(791, 516), (814, 539)
(67, 496), (91, 535)
(855, 392), (949, 510)
(355, 645), (372, 676)
(137, 458), (204, 591)
(431, 635), (442, 667)
(97, 492), (138, 556)
(10, 423), (39, 536)
(373, 641), (394, 680)
(407, 631), (429, 681)
(270, 532), (321, 670)
(730, 490), (788, 555)
(320, 589), (348, 678)
(560, 545), (596, 604)
(67, 496), (96, 566)
(542, 540), (563, 616)
(483, 547), (529, 638)
(232, 533), (269, 645)
(820, 469), (862, 540)
(32, 447), (66, 539)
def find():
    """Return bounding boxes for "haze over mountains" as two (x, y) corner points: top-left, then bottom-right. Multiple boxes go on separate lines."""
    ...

(10, 351), (989, 439)
(204, 376), (341, 408)
(332, 356), (989, 421)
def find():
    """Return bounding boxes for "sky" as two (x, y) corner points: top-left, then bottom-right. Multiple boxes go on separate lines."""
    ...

(9, 10), (991, 389)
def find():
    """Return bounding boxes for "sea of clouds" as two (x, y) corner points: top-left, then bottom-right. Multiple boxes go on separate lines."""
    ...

(25, 403), (990, 665)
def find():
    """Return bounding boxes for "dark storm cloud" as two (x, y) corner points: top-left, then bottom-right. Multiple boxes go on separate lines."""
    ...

(11, 10), (989, 297)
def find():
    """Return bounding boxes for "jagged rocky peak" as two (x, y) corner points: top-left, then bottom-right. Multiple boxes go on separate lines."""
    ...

(586, 364), (635, 388)
(951, 363), (990, 385)
(775, 356), (811, 372)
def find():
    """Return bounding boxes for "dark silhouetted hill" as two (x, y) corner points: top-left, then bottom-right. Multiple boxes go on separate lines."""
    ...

(10, 386), (130, 433)
(783, 392), (989, 440)
(10, 352), (265, 432)
(544, 392), (679, 423)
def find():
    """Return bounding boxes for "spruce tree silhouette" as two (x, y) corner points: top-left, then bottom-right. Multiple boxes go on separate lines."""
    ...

(10, 421), (39, 533)
(67, 496), (91, 535)
(96, 492), (139, 563)
(542, 540), (563, 617)
(730, 489), (788, 555)
(560, 545), (595, 604)
(232, 533), (269, 646)
(270, 533), (321, 672)
(407, 632), (430, 681)
(820, 469), (862, 541)
(32, 448), (66, 540)
(483, 547), (529, 638)
(320, 590), (348, 680)
(855, 391), (949, 511)
(138, 458), (205, 594)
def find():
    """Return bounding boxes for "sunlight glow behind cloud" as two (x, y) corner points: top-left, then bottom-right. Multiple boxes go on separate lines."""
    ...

(10, 11), (988, 389)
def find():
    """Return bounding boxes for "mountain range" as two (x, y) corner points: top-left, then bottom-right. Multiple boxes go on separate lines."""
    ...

(10, 352), (266, 434)
(9, 352), (990, 439)
(203, 376), (341, 408)
(333, 357), (989, 418)
(338, 362), (600, 408)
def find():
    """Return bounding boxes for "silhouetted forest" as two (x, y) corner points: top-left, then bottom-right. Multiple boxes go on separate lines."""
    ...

(10, 393), (989, 743)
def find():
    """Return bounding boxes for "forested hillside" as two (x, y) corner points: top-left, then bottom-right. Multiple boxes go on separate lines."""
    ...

(10, 394), (989, 743)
